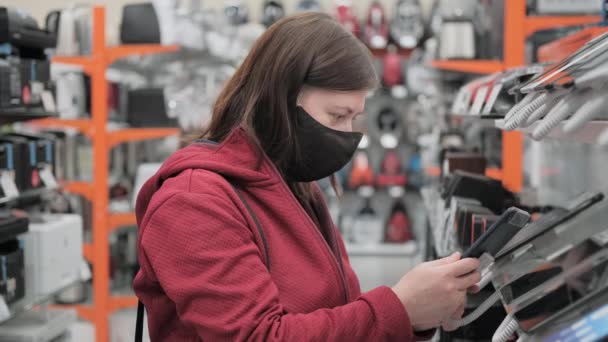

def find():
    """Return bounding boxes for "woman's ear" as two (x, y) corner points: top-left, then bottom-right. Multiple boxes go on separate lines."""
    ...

(297, 85), (310, 107)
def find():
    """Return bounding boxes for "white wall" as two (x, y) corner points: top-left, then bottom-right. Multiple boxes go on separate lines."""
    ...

(11, 0), (434, 44)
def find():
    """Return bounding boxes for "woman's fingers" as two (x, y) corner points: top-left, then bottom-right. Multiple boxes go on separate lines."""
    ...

(445, 258), (480, 277)
(455, 271), (482, 290)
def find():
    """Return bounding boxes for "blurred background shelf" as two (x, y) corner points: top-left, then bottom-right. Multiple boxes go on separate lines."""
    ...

(430, 60), (504, 74)
(495, 119), (608, 143)
(345, 242), (418, 256)
(0, 109), (57, 125)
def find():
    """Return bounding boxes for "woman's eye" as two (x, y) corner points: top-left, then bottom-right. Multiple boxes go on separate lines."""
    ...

(331, 113), (347, 121)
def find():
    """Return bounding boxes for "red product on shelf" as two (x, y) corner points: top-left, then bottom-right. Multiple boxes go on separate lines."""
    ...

(335, 2), (361, 37)
(382, 45), (402, 87)
(364, 1), (389, 49)
(349, 150), (374, 188)
(385, 200), (413, 243)
(376, 150), (407, 186)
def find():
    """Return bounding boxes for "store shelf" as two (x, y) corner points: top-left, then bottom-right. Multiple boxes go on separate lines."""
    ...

(370, 47), (413, 58)
(109, 295), (138, 312)
(423, 166), (502, 180)
(30, 118), (94, 137)
(62, 181), (94, 201)
(345, 242), (417, 256)
(106, 44), (179, 63)
(0, 109), (58, 125)
(107, 127), (180, 147)
(108, 212), (137, 232)
(430, 60), (504, 74)
(495, 119), (608, 144)
(525, 15), (601, 36)
(49, 304), (95, 322)
(2, 280), (83, 324)
(0, 187), (57, 206)
(52, 56), (94, 73)
(83, 243), (93, 263)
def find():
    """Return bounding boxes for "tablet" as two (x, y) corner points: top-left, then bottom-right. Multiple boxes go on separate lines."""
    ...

(462, 207), (531, 259)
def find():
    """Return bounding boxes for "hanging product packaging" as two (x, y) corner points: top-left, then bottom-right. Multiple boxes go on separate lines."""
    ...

(350, 198), (384, 244)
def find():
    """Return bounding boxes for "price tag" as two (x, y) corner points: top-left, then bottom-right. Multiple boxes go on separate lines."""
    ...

(39, 166), (58, 189)
(0, 171), (19, 198)
(41, 90), (57, 113)
(0, 296), (10, 322)
(483, 83), (503, 115)
(80, 260), (92, 281)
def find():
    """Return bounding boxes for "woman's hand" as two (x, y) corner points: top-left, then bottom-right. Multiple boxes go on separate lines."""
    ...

(391, 252), (480, 331)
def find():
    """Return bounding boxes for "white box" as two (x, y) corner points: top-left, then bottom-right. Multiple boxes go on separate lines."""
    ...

(21, 214), (83, 298)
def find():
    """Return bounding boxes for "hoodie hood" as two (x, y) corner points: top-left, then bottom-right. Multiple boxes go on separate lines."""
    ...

(135, 128), (276, 225)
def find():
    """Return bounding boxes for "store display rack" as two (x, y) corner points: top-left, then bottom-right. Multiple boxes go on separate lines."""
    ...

(430, 1), (603, 194)
(30, 6), (180, 342)
(0, 186), (58, 206)
(495, 119), (608, 144)
(0, 109), (57, 126)
(431, 15), (601, 75)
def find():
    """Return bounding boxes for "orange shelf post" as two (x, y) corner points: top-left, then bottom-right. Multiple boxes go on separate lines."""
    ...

(525, 15), (601, 36)
(30, 118), (94, 138)
(108, 212), (137, 233)
(82, 243), (93, 263)
(62, 181), (94, 201)
(47, 6), (183, 342)
(50, 304), (95, 322)
(107, 128), (180, 148)
(89, 6), (111, 342)
(502, 0), (526, 193)
(105, 44), (179, 63)
(485, 168), (503, 181)
(51, 56), (94, 74)
(109, 295), (139, 312)
(431, 60), (504, 74)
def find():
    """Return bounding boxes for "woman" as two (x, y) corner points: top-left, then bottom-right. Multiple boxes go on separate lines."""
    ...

(134, 13), (480, 341)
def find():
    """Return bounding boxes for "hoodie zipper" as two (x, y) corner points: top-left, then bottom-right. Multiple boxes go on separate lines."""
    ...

(264, 157), (350, 305)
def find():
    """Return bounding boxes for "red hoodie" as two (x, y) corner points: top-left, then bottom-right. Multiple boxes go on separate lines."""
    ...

(134, 128), (430, 341)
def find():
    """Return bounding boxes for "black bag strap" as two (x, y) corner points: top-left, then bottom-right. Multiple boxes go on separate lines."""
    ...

(135, 184), (269, 342)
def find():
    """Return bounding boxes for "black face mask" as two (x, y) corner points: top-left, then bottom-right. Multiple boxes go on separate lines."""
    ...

(283, 106), (363, 182)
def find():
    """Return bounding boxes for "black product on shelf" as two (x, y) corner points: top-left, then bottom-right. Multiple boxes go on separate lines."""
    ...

(0, 8), (56, 50)
(120, 3), (161, 44)
(0, 141), (15, 198)
(0, 57), (22, 108)
(126, 88), (177, 128)
(441, 171), (514, 214)
(0, 135), (29, 191)
(0, 211), (28, 305)
(443, 152), (486, 176)
(18, 58), (51, 108)
(3, 133), (55, 191)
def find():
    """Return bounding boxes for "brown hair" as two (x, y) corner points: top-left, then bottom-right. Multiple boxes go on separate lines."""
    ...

(202, 12), (378, 200)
